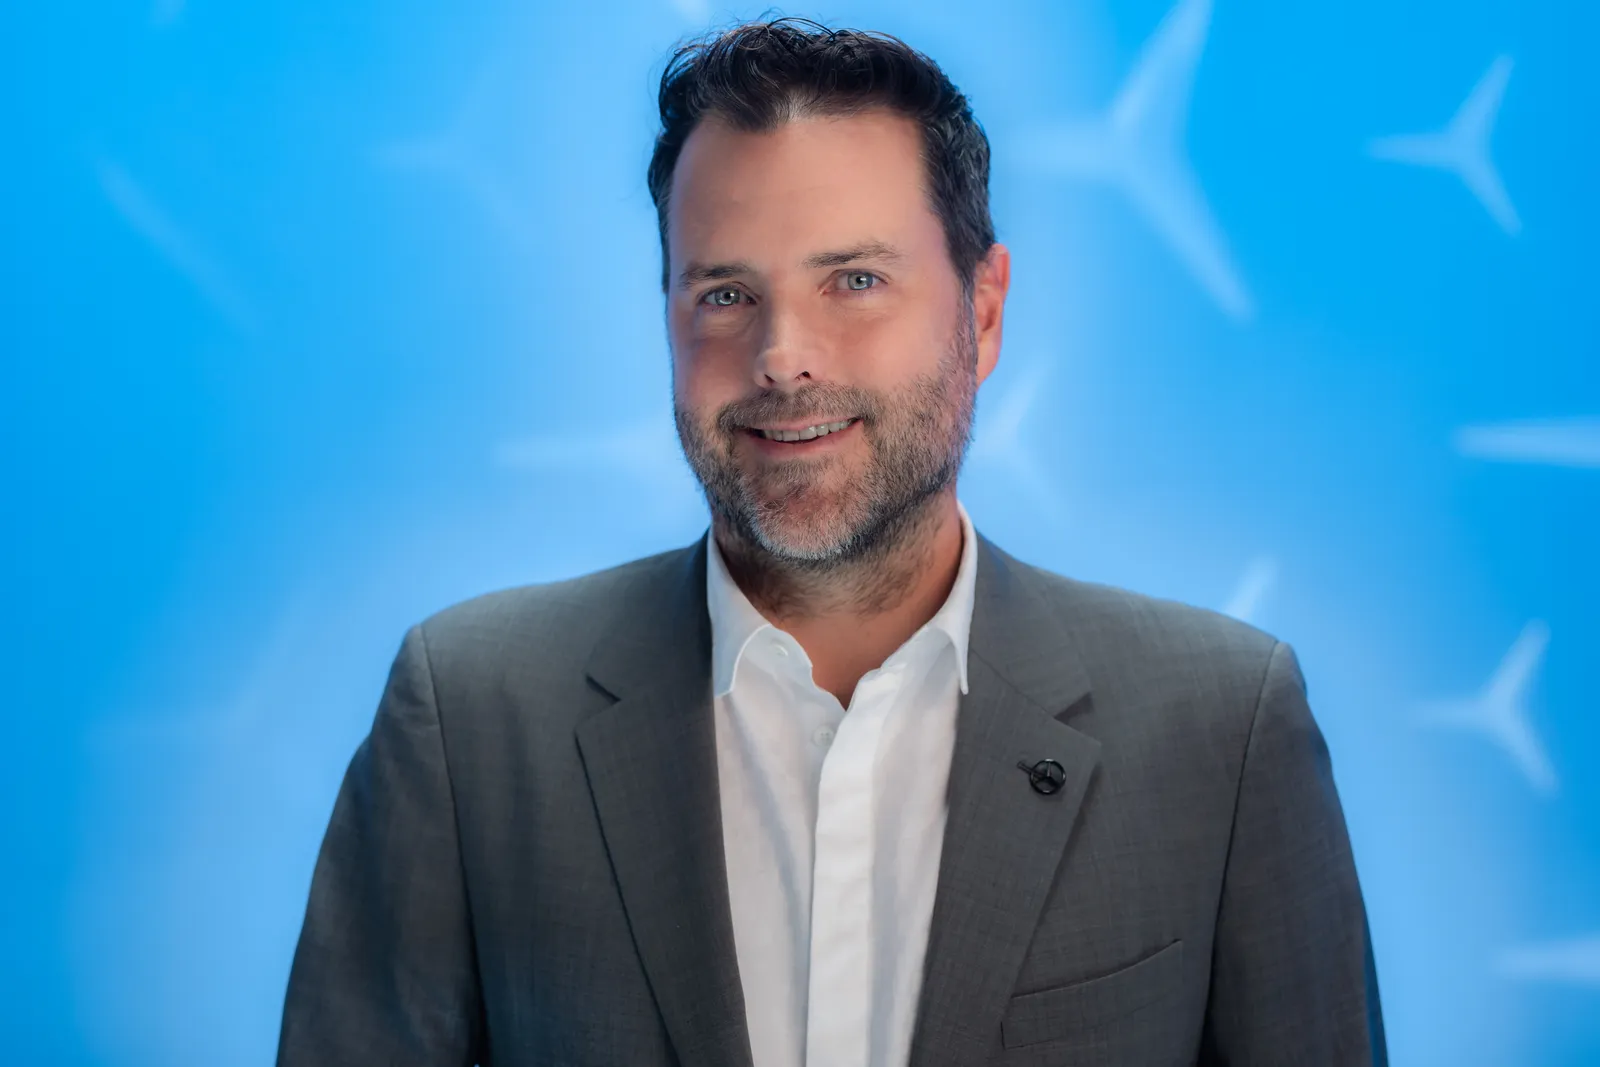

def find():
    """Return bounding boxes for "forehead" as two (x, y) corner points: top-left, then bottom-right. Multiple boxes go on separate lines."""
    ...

(668, 109), (940, 257)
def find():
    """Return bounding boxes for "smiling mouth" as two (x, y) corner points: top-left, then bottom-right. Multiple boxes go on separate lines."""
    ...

(745, 417), (859, 443)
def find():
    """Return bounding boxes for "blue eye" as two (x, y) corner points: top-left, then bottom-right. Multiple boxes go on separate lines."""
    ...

(841, 271), (878, 291)
(702, 287), (746, 307)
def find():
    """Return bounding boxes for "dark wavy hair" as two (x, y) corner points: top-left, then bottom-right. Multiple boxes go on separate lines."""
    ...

(647, 17), (995, 297)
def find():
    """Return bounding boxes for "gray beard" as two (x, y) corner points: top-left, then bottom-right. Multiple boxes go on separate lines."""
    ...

(673, 310), (978, 570)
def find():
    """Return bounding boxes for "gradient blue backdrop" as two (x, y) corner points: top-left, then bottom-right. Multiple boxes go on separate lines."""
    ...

(4, 0), (1597, 1063)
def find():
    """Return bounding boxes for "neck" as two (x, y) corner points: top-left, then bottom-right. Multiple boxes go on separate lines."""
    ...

(713, 489), (966, 706)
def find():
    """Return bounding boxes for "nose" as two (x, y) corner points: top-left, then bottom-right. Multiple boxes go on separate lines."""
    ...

(750, 306), (818, 390)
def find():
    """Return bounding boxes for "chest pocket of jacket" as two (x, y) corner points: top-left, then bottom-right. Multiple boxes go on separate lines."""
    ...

(1000, 939), (1185, 1049)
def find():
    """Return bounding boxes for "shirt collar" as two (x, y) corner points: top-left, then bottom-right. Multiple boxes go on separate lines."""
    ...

(705, 526), (778, 700)
(705, 500), (980, 698)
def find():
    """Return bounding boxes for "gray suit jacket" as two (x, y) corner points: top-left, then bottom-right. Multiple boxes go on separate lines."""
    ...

(278, 533), (1385, 1066)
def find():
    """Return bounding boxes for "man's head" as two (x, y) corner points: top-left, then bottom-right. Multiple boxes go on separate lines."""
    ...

(650, 18), (1009, 566)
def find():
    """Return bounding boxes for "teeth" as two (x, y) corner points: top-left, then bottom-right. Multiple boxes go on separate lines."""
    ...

(757, 418), (855, 442)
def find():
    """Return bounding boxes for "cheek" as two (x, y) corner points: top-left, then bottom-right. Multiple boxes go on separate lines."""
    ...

(668, 313), (708, 391)
(855, 318), (948, 385)
(672, 341), (718, 402)
(673, 324), (751, 395)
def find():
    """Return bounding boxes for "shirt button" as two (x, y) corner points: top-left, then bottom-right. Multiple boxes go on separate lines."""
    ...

(771, 641), (789, 657)
(812, 725), (836, 746)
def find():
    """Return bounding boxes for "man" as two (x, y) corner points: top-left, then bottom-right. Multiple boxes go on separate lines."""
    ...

(278, 18), (1385, 1067)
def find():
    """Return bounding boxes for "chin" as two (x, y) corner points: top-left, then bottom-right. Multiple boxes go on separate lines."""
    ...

(749, 500), (874, 563)
(754, 534), (854, 564)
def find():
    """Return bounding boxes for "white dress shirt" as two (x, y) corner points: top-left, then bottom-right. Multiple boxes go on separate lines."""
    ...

(705, 501), (979, 1067)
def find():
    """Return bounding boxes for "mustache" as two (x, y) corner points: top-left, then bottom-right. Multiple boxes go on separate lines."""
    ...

(714, 386), (880, 433)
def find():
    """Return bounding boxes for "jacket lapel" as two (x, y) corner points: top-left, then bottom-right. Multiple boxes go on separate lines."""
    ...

(907, 536), (1102, 1067)
(575, 539), (756, 1067)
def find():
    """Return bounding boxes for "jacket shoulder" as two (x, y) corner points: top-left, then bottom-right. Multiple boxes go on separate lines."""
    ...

(1015, 558), (1286, 720)
(411, 543), (693, 670)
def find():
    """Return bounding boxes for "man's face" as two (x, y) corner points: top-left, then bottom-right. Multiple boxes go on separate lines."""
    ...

(666, 108), (1001, 563)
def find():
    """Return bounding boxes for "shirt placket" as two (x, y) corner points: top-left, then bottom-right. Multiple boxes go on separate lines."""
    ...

(803, 661), (906, 1067)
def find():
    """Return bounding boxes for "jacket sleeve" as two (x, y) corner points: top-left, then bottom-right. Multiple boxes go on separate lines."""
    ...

(277, 624), (485, 1066)
(1200, 641), (1387, 1065)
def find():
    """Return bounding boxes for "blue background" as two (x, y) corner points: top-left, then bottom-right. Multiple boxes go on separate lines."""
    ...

(4, 0), (1597, 1063)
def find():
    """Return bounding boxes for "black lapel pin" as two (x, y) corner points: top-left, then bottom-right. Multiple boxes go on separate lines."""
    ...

(1018, 758), (1067, 795)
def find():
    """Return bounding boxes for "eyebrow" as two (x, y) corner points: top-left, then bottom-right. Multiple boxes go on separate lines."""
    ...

(675, 241), (906, 290)
(803, 241), (905, 270)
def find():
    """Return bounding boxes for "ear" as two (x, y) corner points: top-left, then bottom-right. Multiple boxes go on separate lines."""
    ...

(971, 243), (1010, 386)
